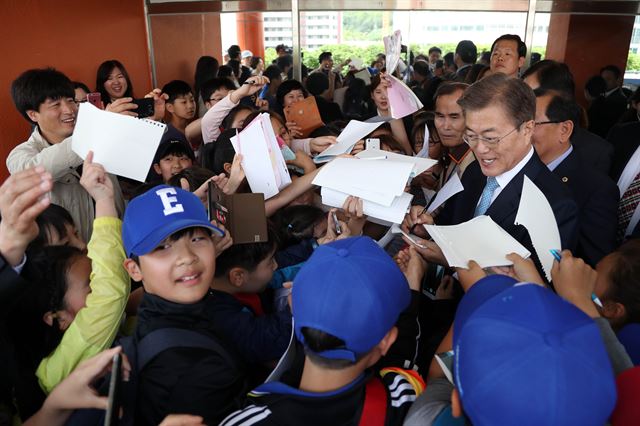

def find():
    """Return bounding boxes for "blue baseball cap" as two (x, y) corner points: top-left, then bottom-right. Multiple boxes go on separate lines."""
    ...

(453, 276), (617, 426)
(292, 236), (411, 362)
(122, 185), (223, 257)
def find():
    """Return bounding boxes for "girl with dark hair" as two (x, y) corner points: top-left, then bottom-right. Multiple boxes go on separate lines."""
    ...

(7, 159), (129, 419)
(368, 74), (413, 155)
(30, 204), (86, 252)
(95, 59), (134, 105)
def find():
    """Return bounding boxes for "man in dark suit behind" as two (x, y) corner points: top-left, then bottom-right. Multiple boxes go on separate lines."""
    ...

(532, 89), (618, 266)
(402, 74), (578, 273)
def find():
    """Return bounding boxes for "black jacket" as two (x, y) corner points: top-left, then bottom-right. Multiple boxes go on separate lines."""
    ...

(134, 293), (246, 425)
(206, 290), (292, 365)
(607, 121), (640, 182)
(571, 127), (613, 175)
(552, 150), (618, 266)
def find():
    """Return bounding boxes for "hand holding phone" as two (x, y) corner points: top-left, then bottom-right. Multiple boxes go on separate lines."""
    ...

(331, 211), (342, 235)
(132, 98), (155, 118)
(104, 353), (122, 426)
(86, 93), (103, 109)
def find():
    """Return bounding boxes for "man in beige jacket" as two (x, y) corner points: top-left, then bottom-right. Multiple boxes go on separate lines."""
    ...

(7, 68), (124, 241)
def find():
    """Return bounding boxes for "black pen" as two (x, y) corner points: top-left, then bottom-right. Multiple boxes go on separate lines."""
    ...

(409, 205), (430, 234)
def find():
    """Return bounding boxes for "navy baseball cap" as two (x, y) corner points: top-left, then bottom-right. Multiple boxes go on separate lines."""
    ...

(292, 236), (411, 362)
(453, 276), (617, 426)
(122, 185), (223, 257)
(153, 127), (195, 165)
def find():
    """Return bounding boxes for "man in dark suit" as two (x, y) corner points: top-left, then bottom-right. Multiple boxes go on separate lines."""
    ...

(453, 40), (477, 82)
(402, 74), (578, 272)
(532, 89), (618, 266)
(521, 59), (614, 174)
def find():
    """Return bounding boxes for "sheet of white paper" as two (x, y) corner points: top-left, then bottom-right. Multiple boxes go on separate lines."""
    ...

(356, 149), (438, 176)
(514, 176), (561, 281)
(321, 187), (413, 224)
(364, 115), (394, 124)
(415, 122), (430, 158)
(231, 113), (291, 199)
(427, 173), (464, 214)
(313, 157), (414, 206)
(72, 103), (166, 182)
(387, 74), (424, 119)
(350, 57), (364, 69)
(383, 30), (402, 74)
(353, 69), (371, 85)
(314, 119), (383, 164)
(424, 216), (531, 268)
(390, 224), (427, 248)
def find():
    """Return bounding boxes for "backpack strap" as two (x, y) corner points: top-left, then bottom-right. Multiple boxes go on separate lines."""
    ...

(137, 327), (238, 372)
(359, 376), (387, 426)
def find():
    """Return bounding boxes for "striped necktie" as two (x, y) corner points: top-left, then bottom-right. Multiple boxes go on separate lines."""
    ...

(474, 177), (499, 217)
(617, 171), (640, 242)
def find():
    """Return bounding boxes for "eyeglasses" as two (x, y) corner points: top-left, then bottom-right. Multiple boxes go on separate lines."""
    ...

(463, 121), (523, 148)
(535, 120), (562, 126)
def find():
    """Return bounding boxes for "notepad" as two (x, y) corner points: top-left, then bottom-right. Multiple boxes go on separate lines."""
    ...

(284, 96), (323, 138)
(321, 187), (413, 225)
(356, 149), (438, 177)
(387, 74), (423, 119)
(313, 157), (414, 206)
(72, 103), (166, 182)
(313, 119), (383, 164)
(231, 113), (291, 199)
(424, 216), (531, 268)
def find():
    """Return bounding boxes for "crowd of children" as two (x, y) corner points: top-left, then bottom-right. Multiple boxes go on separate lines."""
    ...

(1, 36), (640, 426)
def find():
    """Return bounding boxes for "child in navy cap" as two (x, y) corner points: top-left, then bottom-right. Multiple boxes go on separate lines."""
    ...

(220, 236), (426, 426)
(405, 252), (628, 426)
(121, 185), (246, 425)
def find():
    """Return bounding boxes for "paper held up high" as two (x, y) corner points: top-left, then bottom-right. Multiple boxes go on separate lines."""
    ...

(312, 157), (414, 206)
(313, 119), (383, 164)
(387, 74), (424, 119)
(514, 176), (561, 281)
(72, 103), (166, 182)
(321, 187), (413, 225)
(356, 148), (438, 177)
(383, 30), (402, 74)
(230, 113), (291, 200)
(424, 216), (531, 268)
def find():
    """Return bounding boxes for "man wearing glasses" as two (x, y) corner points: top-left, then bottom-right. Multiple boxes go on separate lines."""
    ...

(531, 89), (618, 266)
(402, 73), (578, 275)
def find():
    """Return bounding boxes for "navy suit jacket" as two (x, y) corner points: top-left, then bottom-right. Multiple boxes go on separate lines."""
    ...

(607, 121), (640, 182)
(553, 150), (618, 266)
(437, 152), (579, 271)
(571, 127), (613, 175)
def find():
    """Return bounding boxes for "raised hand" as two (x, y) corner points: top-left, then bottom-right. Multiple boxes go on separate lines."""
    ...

(395, 246), (427, 291)
(105, 97), (137, 117)
(309, 135), (337, 153)
(80, 151), (116, 218)
(0, 166), (52, 266)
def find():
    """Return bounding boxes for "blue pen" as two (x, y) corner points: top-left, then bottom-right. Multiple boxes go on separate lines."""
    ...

(550, 249), (603, 308)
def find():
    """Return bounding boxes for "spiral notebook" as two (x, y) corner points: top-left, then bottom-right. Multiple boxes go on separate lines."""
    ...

(72, 103), (166, 182)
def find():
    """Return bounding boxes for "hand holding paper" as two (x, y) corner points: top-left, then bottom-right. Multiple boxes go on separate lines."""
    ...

(313, 120), (383, 163)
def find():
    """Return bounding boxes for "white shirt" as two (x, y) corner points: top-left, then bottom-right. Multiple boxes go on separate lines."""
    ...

(489, 147), (535, 204)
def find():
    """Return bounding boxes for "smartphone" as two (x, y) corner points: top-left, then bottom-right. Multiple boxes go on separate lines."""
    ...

(331, 211), (342, 235)
(207, 181), (228, 226)
(104, 353), (122, 426)
(132, 98), (155, 118)
(365, 138), (380, 150)
(86, 92), (102, 109)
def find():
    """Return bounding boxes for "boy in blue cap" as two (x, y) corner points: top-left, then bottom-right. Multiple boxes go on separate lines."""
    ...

(404, 253), (628, 426)
(121, 185), (246, 425)
(220, 237), (426, 426)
